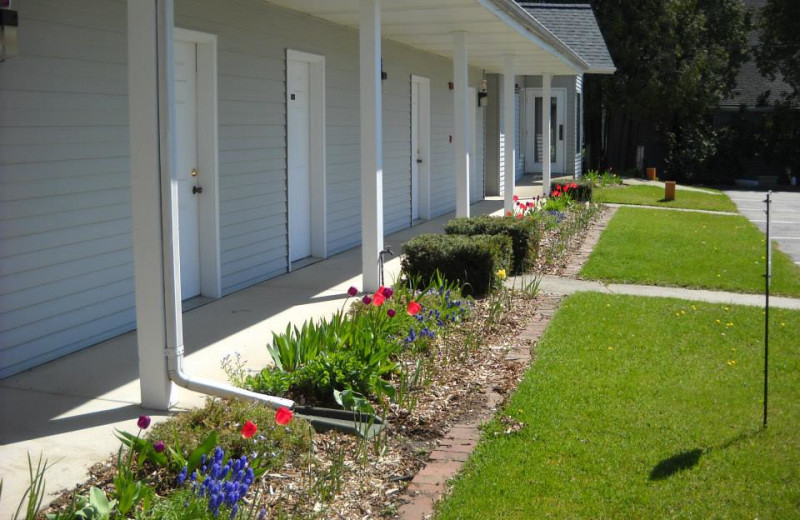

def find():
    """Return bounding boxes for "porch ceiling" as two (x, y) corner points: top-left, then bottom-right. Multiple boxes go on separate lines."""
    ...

(264, 0), (588, 75)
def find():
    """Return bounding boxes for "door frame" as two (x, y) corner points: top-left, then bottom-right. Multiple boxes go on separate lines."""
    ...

(410, 75), (430, 221)
(523, 87), (567, 175)
(286, 49), (326, 267)
(175, 28), (221, 299)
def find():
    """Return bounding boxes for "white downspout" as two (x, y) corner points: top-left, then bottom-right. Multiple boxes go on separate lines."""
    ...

(133, 0), (294, 411)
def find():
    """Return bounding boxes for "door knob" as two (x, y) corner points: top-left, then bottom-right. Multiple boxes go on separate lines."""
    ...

(191, 168), (198, 177)
(416, 158), (423, 164)
(192, 185), (203, 194)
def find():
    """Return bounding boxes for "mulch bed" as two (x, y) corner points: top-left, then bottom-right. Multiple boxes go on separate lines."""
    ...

(42, 207), (606, 520)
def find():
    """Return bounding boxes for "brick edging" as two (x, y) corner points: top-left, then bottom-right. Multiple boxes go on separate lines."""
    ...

(561, 205), (618, 277)
(396, 295), (564, 520)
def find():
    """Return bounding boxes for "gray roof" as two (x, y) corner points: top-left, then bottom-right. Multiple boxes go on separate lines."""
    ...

(516, 3), (615, 73)
(721, 0), (793, 108)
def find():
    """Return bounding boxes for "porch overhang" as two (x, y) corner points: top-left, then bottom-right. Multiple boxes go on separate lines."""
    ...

(264, 0), (590, 75)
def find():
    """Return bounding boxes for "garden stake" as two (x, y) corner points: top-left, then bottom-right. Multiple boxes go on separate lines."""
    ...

(378, 246), (394, 287)
(763, 191), (771, 428)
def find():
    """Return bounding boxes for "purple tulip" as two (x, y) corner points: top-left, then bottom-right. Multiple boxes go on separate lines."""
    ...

(347, 286), (358, 297)
(153, 440), (166, 453)
(387, 308), (396, 318)
(362, 295), (372, 305)
(383, 287), (393, 298)
(137, 415), (151, 430)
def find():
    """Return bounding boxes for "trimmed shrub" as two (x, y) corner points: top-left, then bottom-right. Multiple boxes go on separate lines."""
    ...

(444, 215), (543, 274)
(551, 179), (593, 201)
(401, 233), (512, 297)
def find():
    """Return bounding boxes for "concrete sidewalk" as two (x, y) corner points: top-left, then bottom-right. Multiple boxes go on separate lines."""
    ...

(507, 274), (800, 310)
(0, 199), (505, 515)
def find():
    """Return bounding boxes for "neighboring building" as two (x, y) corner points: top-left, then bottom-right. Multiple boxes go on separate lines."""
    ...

(714, 0), (795, 184)
(0, 0), (613, 389)
(485, 2), (614, 195)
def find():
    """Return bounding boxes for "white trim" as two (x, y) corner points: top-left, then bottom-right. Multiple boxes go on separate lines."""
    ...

(286, 49), (327, 267)
(359, 0), (383, 292)
(453, 31), (470, 218)
(503, 56), (516, 213)
(411, 75), (431, 221)
(174, 27), (221, 299)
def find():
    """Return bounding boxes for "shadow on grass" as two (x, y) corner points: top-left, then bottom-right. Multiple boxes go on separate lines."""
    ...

(650, 449), (703, 480)
(649, 429), (763, 481)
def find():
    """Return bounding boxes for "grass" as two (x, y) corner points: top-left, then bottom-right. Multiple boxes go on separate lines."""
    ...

(593, 184), (737, 212)
(580, 207), (800, 297)
(436, 293), (800, 519)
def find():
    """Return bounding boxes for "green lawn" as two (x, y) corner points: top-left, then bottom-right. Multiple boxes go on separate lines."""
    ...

(580, 207), (800, 297)
(593, 184), (737, 212)
(436, 293), (800, 519)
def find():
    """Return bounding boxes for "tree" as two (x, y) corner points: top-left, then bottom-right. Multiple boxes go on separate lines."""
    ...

(584, 0), (750, 181)
(755, 0), (800, 104)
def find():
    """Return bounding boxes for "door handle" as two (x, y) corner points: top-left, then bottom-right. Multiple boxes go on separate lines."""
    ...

(191, 168), (198, 177)
(416, 158), (423, 164)
(192, 185), (203, 194)
(559, 125), (564, 141)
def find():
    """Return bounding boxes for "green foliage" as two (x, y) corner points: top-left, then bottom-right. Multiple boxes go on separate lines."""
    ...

(146, 398), (313, 475)
(401, 233), (512, 297)
(584, 169), (623, 188)
(13, 453), (51, 520)
(444, 215), (543, 274)
(585, 0), (750, 178)
(47, 487), (117, 520)
(111, 446), (151, 517)
(549, 179), (594, 201)
(114, 430), (168, 468)
(756, 0), (800, 104)
(248, 307), (401, 403)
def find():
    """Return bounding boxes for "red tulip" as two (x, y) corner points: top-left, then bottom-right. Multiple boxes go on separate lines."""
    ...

(512, 194), (519, 201)
(275, 407), (293, 426)
(506, 211), (512, 216)
(407, 301), (421, 316)
(241, 420), (257, 439)
(373, 292), (385, 306)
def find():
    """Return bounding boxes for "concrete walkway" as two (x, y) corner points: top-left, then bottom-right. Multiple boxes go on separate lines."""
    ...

(724, 189), (800, 265)
(624, 178), (724, 195)
(604, 203), (739, 216)
(506, 274), (800, 310)
(0, 200), (507, 516)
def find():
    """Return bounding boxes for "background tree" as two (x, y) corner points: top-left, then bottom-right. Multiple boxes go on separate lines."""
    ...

(755, 0), (800, 104)
(584, 0), (750, 181)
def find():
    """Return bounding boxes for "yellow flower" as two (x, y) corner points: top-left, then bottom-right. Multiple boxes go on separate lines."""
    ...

(691, 305), (697, 311)
(715, 319), (721, 324)
(781, 322), (786, 327)
(727, 360), (737, 366)
(496, 269), (507, 280)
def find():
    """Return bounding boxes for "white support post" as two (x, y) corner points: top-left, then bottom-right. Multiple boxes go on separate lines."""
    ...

(503, 56), (516, 214)
(453, 32), (470, 218)
(360, 0), (383, 292)
(542, 72), (552, 195)
(128, 0), (180, 410)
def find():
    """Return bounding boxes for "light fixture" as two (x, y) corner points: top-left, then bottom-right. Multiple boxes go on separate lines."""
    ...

(0, 6), (18, 61)
(477, 78), (488, 107)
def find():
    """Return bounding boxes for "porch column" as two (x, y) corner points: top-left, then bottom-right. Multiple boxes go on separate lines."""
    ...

(360, 0), (383, 292)
(128, 0), (181, 409)
(453, 31), (470, 218)
(542, 72), (552, 195)
(503, 56), (516, 214)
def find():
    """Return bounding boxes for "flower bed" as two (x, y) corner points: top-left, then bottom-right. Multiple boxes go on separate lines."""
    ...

(25, 194), (606, 520)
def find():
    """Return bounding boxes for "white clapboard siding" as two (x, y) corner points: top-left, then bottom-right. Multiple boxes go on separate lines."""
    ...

(0, 0), (488, 378)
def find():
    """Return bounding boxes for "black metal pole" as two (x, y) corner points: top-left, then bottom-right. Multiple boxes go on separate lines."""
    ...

(763, 191), (771, 428)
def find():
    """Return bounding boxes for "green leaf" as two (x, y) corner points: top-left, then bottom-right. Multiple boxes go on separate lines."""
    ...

(88, 486), (113, 520)
(187, 431), (218, 473)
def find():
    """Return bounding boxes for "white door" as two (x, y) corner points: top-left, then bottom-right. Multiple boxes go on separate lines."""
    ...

(174, 40), (201, 299)
(411, 80), (420, 221)
(287, 59), (312, 261)
(524, 88), (566, 174)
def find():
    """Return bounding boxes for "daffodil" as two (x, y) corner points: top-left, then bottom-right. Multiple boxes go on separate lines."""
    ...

(496, 269), (507, 280)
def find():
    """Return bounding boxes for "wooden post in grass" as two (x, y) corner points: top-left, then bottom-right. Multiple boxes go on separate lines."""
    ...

(763, 191), (772, 428)
(664, 181), (676, 201)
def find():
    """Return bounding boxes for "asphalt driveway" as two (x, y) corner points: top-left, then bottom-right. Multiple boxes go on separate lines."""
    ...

(724, 190), (800, 264)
